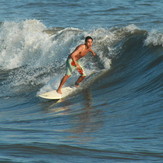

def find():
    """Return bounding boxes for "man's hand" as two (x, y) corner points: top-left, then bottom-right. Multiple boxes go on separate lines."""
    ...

(90, 49), (96, 56)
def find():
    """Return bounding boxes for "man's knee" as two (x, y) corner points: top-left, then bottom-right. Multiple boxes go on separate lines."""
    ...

(65, 74), (71, 78)
(81, 75), (86, 78)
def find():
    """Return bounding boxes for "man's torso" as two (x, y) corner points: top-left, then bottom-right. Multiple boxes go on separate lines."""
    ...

(69, 44), (90, 61)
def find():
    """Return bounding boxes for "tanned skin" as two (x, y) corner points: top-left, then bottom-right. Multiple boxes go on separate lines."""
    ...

(57, 38), (96, 94)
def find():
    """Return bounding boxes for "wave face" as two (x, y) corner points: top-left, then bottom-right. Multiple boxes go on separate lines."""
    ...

(0, 20), (163, 162)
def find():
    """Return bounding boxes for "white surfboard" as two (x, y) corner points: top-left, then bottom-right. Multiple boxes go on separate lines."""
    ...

(38, 87), (76, 100)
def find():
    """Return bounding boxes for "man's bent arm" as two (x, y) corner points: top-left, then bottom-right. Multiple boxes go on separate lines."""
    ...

(90, 49), (96, 56)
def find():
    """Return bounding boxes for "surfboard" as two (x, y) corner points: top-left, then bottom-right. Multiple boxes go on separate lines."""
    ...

(38, 87), (76, 100)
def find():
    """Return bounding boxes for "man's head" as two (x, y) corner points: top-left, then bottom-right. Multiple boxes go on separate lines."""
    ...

(85, 36), (93, 48)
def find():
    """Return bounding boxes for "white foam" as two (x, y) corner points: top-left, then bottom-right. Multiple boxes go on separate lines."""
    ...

(144, 30), (163, 47)
(0, 20), (55, 69)
(1, 20), (138, 94)
(37, 74), (62, 95)
(123, 24), (140, 33)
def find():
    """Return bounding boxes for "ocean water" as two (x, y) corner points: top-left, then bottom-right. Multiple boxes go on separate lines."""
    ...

(0, 0), (163, 162)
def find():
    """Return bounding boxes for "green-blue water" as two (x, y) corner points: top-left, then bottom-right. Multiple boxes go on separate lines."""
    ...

(0, 0), (163, 162)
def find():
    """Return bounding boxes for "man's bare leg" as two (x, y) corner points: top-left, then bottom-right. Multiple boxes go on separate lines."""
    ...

(75, 76), (86, 87)
(57, 75), (71, 94)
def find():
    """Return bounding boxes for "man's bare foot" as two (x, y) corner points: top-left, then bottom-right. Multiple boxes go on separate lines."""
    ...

(75, 82), (80, 87)
(57, 89), (62, 94)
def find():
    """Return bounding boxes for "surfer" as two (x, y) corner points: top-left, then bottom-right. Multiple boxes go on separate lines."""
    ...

(57, 36), (96, 94)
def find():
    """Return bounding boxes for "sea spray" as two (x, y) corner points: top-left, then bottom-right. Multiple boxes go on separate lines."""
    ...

(144, 29), (163, 47)
(0, 20), (149, 96)
(0, 20), (51, 69)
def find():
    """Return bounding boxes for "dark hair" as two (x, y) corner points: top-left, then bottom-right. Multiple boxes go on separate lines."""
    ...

(85, 36), (93, 42)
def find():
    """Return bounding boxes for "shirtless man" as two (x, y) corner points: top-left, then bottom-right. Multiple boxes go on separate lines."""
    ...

(57, 36), (96, 94)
